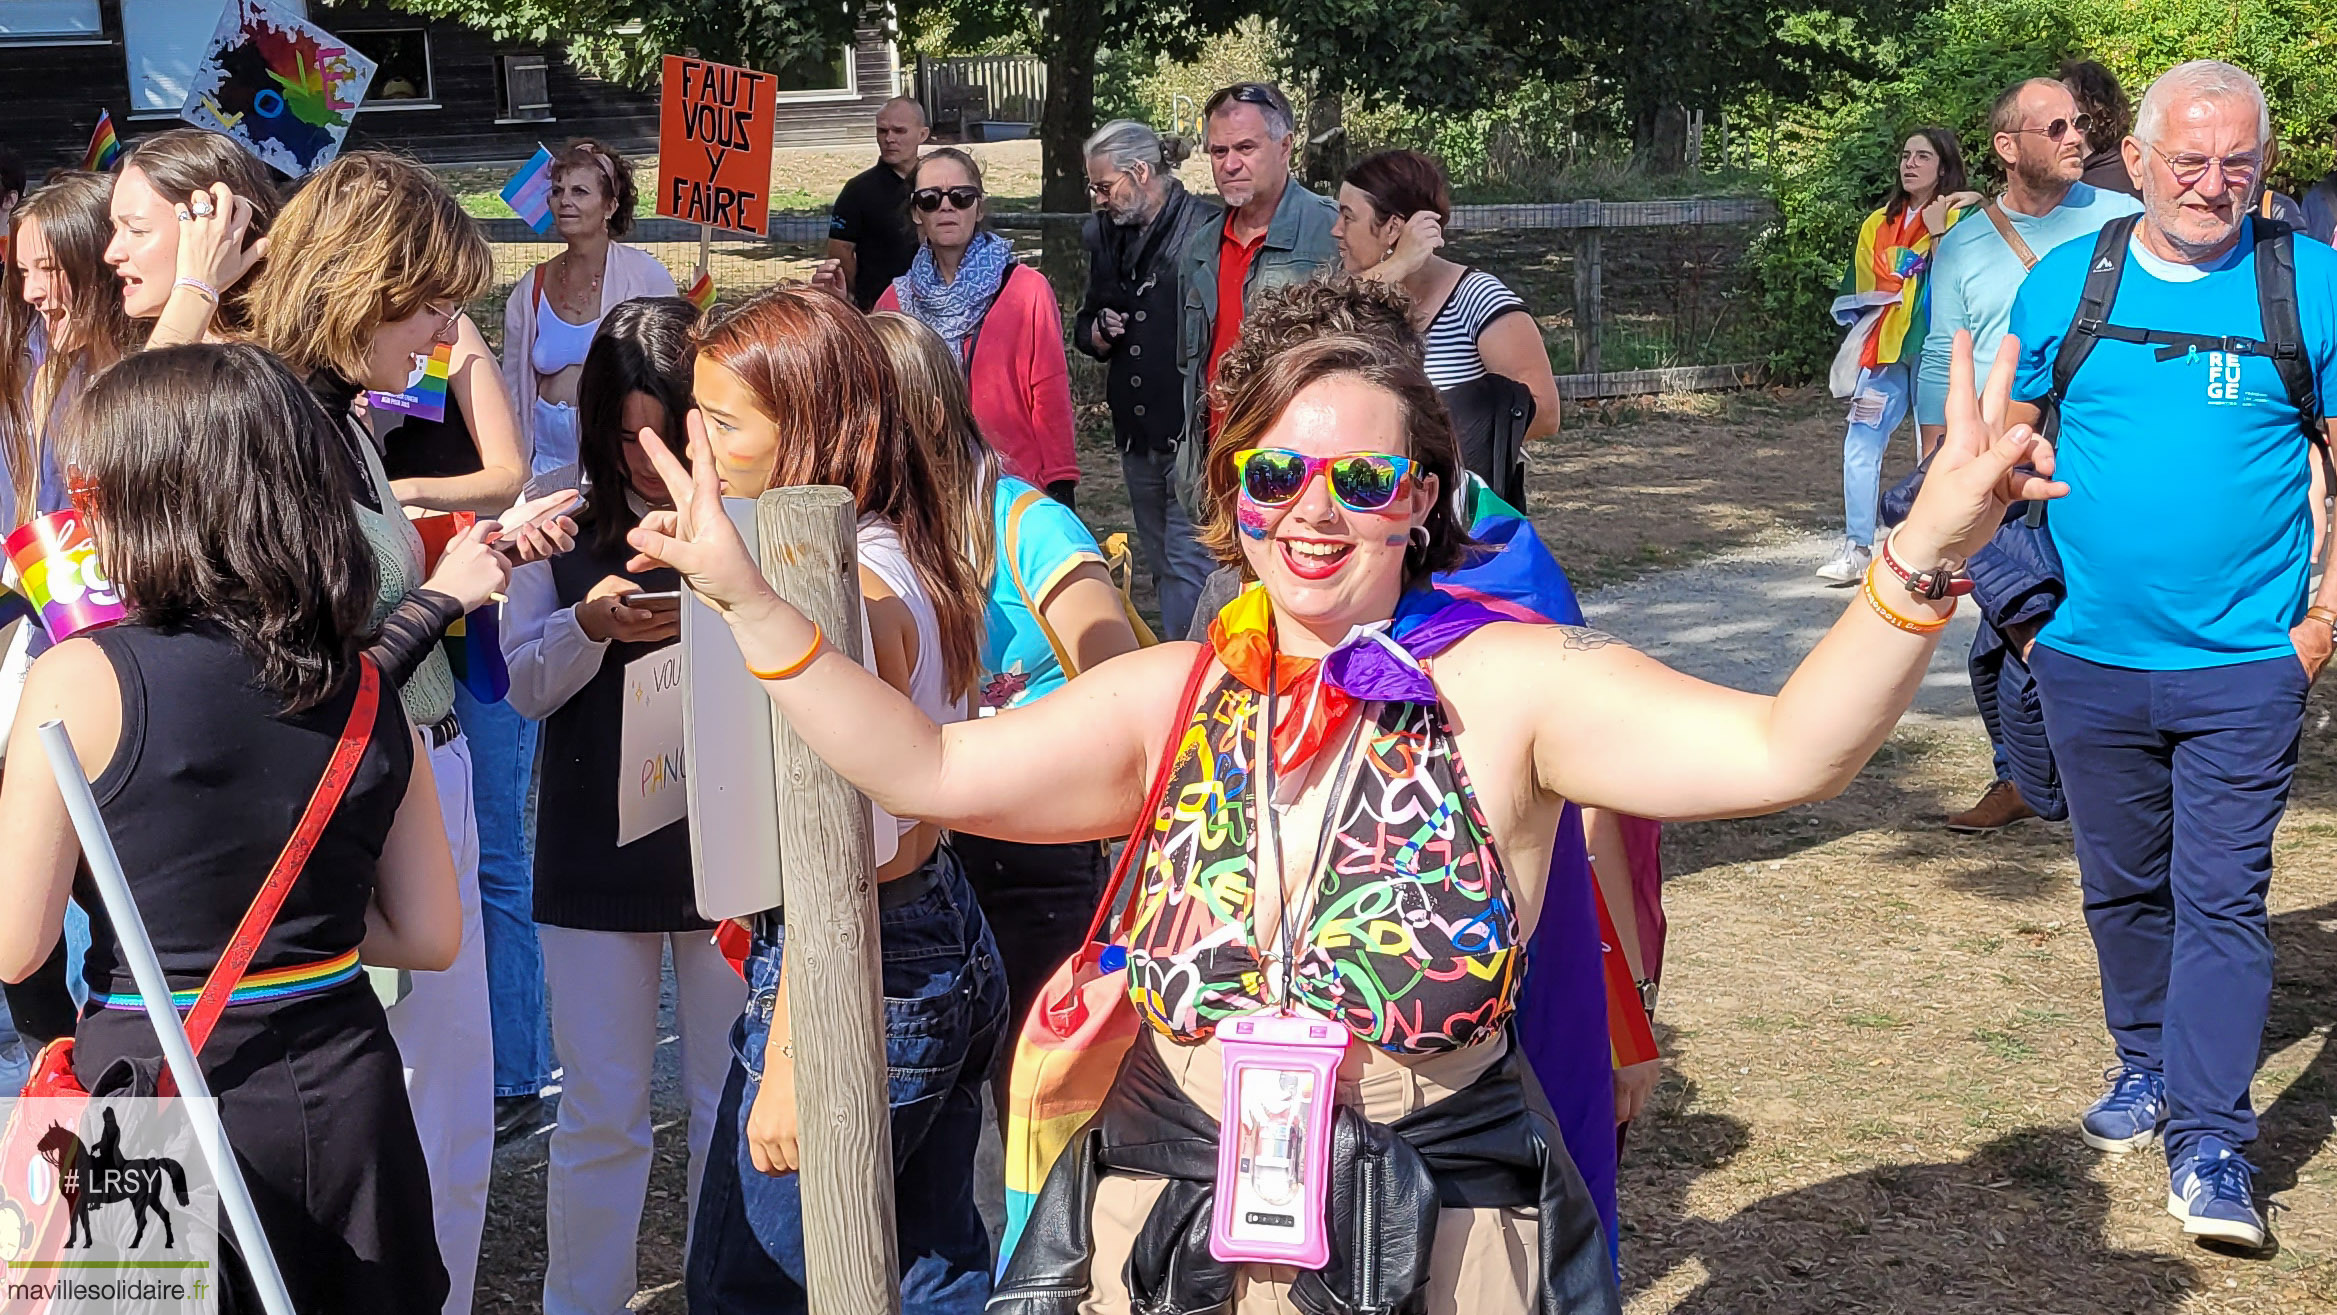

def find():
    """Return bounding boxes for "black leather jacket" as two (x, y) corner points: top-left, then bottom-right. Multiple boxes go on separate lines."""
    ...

(991, 1031), (1621, 1315)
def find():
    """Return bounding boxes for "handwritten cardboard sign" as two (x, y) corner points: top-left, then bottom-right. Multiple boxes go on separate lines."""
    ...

(655, 55), (776, 236)
(618, 645), (687, 846)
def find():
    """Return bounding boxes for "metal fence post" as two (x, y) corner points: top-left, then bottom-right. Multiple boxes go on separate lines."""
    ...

(1573, 199), (1604, 380)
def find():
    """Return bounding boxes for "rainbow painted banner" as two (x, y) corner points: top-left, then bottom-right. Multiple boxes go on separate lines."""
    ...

(369, 339), (452, 421)
(4, 510), (127, 641)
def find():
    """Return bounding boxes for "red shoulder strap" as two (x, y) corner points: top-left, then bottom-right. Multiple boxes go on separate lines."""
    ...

(1083, 645), (1215, 947)
(161, 658), (382, 1097)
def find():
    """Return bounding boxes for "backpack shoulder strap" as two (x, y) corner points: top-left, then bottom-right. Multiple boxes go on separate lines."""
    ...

(2047, 214), (2141, 416)
(2251, 217), (2324, 444)
(1001, 487), (1081, 680)
(1984, 200), (2040, 270)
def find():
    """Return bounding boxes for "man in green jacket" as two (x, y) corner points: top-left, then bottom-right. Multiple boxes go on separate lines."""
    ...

(1174, 81), (1340, 512)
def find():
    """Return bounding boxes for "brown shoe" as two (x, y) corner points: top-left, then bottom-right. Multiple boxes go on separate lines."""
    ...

(1945, 779), (2036, 832)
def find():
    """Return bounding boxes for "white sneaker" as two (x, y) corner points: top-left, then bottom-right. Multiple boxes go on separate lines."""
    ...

(1814, 540), (1871, 585)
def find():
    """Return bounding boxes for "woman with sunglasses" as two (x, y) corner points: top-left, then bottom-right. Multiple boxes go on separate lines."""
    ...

(242, 150), (575, 1315)
(875, 148), (1080, 507)
(631, 223), (2058, 1310)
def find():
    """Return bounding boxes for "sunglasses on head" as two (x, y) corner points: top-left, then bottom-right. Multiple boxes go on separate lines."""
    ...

(1207, 82), (1284, 118)
(912, 185), (983, 213)
(1233, 448), (1415, 514)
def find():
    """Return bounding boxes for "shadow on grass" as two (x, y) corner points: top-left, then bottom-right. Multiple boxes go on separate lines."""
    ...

(1623, 1112), (2198, 1312)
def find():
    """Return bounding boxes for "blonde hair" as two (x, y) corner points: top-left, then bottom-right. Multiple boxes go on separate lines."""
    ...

(866, 310), (1000, 591)
(243, 152), (490, 382)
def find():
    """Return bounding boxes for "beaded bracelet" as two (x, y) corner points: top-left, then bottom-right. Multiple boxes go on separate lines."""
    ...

(747, 622), (824, 681)
(1862, 564), (1952, 634)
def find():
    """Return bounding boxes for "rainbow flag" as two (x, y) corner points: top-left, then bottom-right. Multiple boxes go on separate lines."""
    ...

(410, 512), (510, 703)
(83, 110), (121, 172)
(501, 145), (554, 233)
(367, 340), (452, 423)
(684, 268), (716, 312)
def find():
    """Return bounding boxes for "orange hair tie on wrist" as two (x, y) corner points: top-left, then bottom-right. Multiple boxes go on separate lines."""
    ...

(747, 623), (825, 681)
(1862, 565), (1952, 635)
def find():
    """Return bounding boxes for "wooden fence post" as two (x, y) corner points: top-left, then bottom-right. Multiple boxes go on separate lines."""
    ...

(757, 486), (901, 1315)
(1573, 199), (1604, 380)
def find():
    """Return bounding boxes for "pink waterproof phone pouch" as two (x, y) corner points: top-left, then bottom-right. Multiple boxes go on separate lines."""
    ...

(1209, 1009), (1347, 1268)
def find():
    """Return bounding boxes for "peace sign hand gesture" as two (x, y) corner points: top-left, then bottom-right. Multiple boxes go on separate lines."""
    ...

(1892, 331), (2067, 567)
(625, 413), (787, 626)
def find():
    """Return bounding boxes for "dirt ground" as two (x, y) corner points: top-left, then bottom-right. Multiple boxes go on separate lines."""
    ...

(473, 387), (2337, 1311)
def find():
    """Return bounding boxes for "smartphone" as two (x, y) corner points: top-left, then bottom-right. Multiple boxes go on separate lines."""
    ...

(489, 491), (583, 561)
(629, 590), (683, 610)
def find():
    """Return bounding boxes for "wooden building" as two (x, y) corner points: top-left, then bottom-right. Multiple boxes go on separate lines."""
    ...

(0, 1), (902, 170)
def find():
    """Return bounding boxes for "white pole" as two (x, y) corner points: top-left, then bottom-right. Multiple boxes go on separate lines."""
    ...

(36, 720), (298, 1315)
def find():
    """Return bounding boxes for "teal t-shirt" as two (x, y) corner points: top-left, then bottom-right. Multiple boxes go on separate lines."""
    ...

(2011, 217), (2337, 670)
(979, 477), (1106, 711)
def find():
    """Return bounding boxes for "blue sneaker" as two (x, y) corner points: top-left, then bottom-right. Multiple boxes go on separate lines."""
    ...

(2167, 1141), (2266, 1248)
(2080, 1064), (2166, 1153)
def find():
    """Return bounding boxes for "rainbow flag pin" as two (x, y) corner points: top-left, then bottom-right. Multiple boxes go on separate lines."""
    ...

(367, 339), (453, 422)
(83, 110), (121, 173)
(685, 268), (716, 312)
(501, 145), (554, 233)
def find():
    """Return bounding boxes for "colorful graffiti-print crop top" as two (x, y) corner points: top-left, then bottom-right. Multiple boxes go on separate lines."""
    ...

(1124, 672), (1523, 1054)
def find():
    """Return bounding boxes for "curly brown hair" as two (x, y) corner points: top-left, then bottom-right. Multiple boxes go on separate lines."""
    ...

(551, 139), (638, 237)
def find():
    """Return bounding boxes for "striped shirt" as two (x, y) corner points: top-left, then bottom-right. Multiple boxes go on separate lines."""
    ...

(1422, 268), (1529, 388)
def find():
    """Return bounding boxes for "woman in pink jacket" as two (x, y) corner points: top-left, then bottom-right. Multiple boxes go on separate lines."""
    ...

(876, 148), (1081, 505)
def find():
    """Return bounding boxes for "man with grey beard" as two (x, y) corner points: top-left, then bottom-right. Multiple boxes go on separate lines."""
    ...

(1075, 119), (1218, 637)
(2004, 59), (2337, 1251)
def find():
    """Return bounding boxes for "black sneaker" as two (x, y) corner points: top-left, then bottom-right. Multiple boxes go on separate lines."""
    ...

(494, 1093), (548, 1146)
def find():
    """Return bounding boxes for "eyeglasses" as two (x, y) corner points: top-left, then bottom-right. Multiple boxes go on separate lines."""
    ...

(2147, 142), (2262, 190)
(1086, 171), (1129, 201)
(912, 186), (983, 213)
(1233, 448), (1415, 514)
(2010, 113), (2095, 141)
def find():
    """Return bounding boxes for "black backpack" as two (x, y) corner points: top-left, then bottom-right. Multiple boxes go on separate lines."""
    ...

(2025, 213), (2331, 525)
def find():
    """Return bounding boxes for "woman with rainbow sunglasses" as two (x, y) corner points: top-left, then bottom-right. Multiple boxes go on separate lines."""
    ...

(626, 291), (2058, 1311)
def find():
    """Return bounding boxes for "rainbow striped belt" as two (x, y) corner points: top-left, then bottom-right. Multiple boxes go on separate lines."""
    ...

(99, 949), (364, 1012)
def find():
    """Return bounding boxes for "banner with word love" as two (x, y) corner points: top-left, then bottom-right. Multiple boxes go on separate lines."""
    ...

(655, 55), (777, 236)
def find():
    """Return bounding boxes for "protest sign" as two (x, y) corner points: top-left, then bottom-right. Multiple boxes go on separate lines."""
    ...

(619, 646), (687, 846)
(655, 55), (776, 236)
(180, 0), (375, 178)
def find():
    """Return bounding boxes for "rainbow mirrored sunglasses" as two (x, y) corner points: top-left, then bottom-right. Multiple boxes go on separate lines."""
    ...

(1231, 448), (1415, 514)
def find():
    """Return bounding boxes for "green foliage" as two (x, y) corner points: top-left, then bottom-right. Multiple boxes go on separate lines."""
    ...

(1749, 0), (2337, 381)
(390, 0), (864, 87)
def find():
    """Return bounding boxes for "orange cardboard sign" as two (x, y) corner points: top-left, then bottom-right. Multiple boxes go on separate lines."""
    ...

(656, 54), (776, 235)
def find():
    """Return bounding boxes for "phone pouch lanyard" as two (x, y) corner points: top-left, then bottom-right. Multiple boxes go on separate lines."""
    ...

(1209, 1008), (1348, 1268)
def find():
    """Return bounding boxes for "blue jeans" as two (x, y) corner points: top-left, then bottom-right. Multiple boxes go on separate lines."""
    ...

(454, 684), (552, 1099)
(1842, 364), (1913, 546)
(2031, 646), (2306, 1161)
(687, 846), (1009, 1315)
(1120, 445), (1215, 641)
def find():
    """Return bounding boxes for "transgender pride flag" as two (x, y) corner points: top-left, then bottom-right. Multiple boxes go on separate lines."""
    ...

(501, 145), (554, 233)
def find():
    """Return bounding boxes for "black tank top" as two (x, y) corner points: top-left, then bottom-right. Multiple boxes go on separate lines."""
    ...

(78, 624), (414, 1000)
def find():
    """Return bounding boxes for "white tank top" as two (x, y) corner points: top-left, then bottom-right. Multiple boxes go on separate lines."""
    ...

(857, 516), (962, 729)
(530, 270), (603, 376)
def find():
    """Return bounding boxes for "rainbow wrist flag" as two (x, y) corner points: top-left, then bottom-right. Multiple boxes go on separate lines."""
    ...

(83, 110), (121, 172)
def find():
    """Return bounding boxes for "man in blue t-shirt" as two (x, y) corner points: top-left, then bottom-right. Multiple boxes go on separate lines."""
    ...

(2005, 60), (2337, 1251)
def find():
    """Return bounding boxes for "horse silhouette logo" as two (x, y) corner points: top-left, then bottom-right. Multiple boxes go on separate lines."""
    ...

(35, 1110), (189, 1249)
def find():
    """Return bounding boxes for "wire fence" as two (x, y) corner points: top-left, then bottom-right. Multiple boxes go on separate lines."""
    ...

(473, 198), (1773, 398)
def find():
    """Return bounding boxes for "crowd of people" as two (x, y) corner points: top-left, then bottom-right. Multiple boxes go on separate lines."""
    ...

(0, 52), (2315, 1315)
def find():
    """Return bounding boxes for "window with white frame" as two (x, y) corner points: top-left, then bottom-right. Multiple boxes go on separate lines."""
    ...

(120, 0), (311, 116)
(341, 27), (433, 107)
(0, 1), (101, 41)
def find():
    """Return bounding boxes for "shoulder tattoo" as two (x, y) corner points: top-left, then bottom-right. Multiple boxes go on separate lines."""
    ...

(1554, 625), (1631, 653)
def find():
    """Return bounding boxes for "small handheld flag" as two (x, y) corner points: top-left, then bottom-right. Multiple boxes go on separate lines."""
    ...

(501, 145), (555, 234)
(83, 111), (122, 173)
(366, 340), (453, 423)
(685, 268), (716, 313)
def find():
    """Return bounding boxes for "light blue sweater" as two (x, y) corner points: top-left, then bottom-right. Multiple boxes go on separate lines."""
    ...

(1914, 182), (2142, 425)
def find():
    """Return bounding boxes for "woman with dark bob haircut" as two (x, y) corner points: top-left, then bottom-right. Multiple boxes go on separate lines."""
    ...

(628, 214), (2059, 1306)
(0, 344), (463, 1312)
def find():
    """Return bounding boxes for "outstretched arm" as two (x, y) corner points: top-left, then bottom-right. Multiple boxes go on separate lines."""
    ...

(1511, 332), (2064, 821)
(625, 414), (1191, 843)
